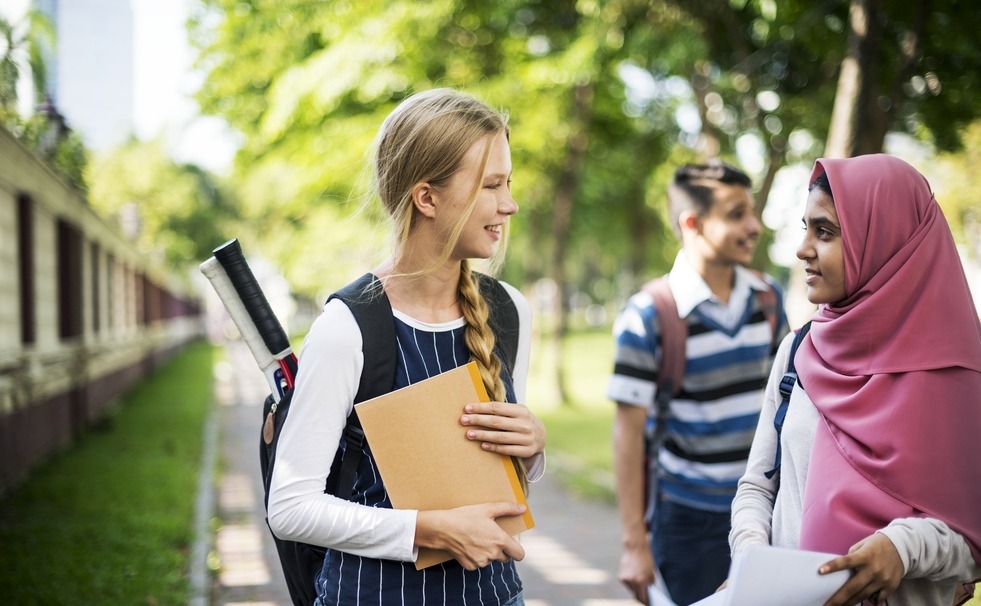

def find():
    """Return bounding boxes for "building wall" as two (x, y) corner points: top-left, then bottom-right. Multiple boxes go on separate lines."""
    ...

(0, 125), (201, 495)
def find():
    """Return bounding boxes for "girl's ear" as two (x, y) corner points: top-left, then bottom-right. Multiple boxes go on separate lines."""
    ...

(412, 182), (437, 218)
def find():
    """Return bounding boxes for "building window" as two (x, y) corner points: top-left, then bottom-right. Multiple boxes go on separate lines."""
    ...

(57, 219), (83, 340)
(91, 242), (100, 333)
(107, 253), (115, 331)
(17, 195), (35, 344)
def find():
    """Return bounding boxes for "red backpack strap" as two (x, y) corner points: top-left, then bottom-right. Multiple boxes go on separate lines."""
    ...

(640, 277), (687, 523)
(642, 277), (687, 399)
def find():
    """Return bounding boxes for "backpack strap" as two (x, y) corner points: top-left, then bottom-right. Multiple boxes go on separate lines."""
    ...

(749, 269), (783, 352)
(640, 277), (687, 515)
(474, 271), (520, 376)
(763, 320), (811, 481)
(325, 272), (397, 499)
(643, 277), (686, 404)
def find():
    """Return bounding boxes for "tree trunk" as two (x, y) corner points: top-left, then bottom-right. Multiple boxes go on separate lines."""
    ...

(826, 0), (884, 157)
(549, 83), (592, 406)
(750, 143), (785, 270)
(826, 0), (929, 157)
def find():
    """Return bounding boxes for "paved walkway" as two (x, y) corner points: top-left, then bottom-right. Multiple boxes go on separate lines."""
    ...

(204, 340), (636, 605)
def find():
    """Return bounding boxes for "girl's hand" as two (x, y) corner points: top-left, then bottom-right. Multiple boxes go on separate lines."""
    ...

(416, 503), (527, 570)
(460, 402), (546, 458)
(820, 533), (904, 606)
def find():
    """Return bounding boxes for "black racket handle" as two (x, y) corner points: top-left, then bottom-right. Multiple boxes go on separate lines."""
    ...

(212, 239), (292, 359)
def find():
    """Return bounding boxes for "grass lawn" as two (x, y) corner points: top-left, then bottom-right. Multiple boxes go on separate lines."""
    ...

(0, 341), (216, 604)
(527, 327), (618, 502)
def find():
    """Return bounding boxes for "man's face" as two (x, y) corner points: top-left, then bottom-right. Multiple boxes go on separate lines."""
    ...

(691, 182), (761, 267)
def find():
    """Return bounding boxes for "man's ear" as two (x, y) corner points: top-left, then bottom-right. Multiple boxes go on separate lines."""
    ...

(679, 210), (700, 234)
(412, 182), (437, 218)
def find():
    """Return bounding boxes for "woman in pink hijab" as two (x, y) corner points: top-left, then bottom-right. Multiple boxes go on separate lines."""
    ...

(730, 154), (981, 606)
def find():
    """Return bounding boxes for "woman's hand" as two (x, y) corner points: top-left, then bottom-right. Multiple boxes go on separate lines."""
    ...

(820, 533), (904, 606)
(416, 503), (527, 570)
(461, 402), (546, 459)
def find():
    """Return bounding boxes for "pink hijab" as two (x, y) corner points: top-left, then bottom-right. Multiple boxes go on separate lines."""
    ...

(796, 154), (981, 564)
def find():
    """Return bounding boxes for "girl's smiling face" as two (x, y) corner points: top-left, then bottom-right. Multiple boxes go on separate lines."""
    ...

(797, 187), (846, 305)
(438, 131), (517, 262)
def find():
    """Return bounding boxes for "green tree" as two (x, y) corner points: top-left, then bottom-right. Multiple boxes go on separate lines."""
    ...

(659, 0), (981, 184)
(190, 0), (689, 402)
(0, 7), (55, 111)
(0, 8), (85, 190)
(188, 0), (981, 404)
(86, 140), (239, 273)
(825, 0), (981, 157)
(931, 121), (981, 260)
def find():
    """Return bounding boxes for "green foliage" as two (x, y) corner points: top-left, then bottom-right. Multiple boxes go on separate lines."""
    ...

(187, 0), (981, 300)
(44, 127), (88, 188)
(0, 106), (89, 191)
(188, 0), (690, 298)
(0, 8), (56, 109)
(930, 121), (981, 258)
(1, 7), (85, 190)
(0, 342), (215, 604)
(86, 139), (239, 272)
(887, 3), (981, 153)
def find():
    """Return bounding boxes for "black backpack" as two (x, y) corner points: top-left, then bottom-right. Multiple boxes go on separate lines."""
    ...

(258, 272), (520, 606)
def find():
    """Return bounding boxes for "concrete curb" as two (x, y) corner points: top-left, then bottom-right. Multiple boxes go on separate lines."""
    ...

(189, 383), (220, 606)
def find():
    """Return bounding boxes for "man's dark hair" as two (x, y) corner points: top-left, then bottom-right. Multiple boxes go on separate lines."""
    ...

(667, 160), (752, 238)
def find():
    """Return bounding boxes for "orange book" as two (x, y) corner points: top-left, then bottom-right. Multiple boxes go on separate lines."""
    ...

(354, 361), (535, 569)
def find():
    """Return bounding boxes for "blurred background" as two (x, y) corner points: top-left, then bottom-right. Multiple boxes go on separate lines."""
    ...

(1, 0), (980, 603)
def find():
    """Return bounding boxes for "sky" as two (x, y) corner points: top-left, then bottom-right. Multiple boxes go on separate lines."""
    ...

(130, 0), (240, 174)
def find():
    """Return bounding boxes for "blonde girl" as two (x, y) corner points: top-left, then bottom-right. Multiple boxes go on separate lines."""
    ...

(267, 88), (546, 606)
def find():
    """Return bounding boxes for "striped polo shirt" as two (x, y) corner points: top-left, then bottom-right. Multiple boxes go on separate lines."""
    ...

(316, 311), (521, 606)
(607, 254), (786, 512)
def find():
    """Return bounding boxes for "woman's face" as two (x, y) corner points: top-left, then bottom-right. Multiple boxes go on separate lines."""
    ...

(439, 131), (517, 261)
(797, 187), (847, 305)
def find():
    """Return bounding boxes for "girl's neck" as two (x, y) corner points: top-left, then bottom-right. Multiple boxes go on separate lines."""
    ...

(375, 258), (463, 323)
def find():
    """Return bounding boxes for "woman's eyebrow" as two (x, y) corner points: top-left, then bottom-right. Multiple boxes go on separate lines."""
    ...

(803, 216), (840, 229)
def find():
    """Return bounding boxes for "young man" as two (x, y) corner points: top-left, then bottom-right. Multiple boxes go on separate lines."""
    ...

(608, 161), (788, 606)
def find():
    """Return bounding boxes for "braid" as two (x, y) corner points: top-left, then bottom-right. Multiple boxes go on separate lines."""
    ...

(458, 260), (528, 493)
(459, 262), (505, 402)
